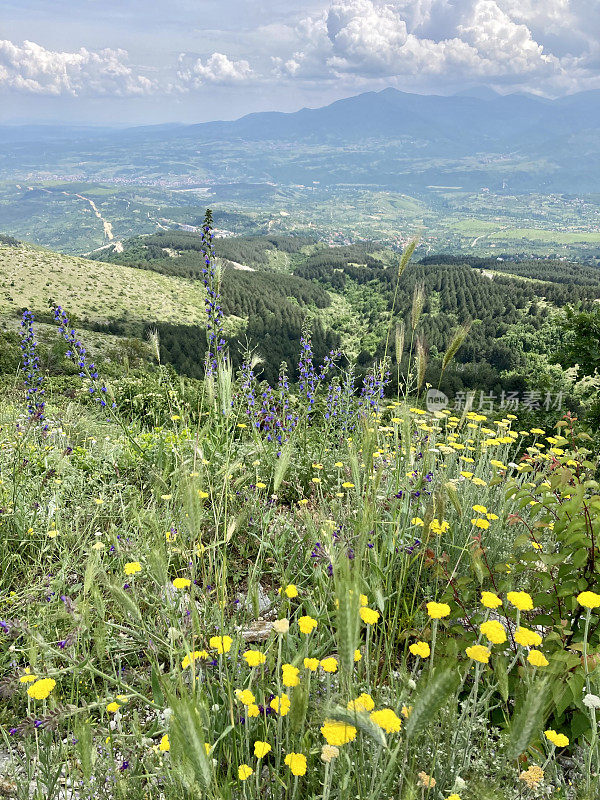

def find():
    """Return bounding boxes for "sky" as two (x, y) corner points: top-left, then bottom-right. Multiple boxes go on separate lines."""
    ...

(1, 0), (599, 125)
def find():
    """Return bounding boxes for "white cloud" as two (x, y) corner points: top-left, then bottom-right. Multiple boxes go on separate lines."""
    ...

(268, 0), (600, 94)
(0, 39), (154, 95)
(177, 52), (253, 87)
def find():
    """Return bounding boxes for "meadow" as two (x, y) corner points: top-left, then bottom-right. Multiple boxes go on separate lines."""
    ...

(1, 218), (600, 800)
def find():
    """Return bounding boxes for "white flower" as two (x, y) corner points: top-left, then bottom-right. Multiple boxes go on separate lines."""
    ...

(408, 678), (417, 690)
(583, 693), (600, 709)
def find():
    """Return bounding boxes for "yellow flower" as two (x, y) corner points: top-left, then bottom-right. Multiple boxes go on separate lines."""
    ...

(198, 490), (209, 499)
(243, 650), (266, 667)
(158, 734), (170, 752)
(347, 693), (375, 712)
(577, 591), (600, 609)
(282, 664), (300, 687)
(320, 657), (338, 673)
(321, 745), (340, 763)
(238, 764), (253, 781)
(172, 578), (191, 590)
(401, 705), (412, 718)
(472, 504), (488, 513)
(506, 591), (534, 611)
(354, 649), (362, 662)
(124, 561), (142, 576)
(409, 641), (431, 658)
(426, 601), (451, 619)
(360, 607), (380, 625)
(320, 719), (357, 745)
(514, 627), (543, 648)
(209, 635), (232, 654)
(334, 462), (344, 468)
(270, 693), (291, 716)
(282, 584), (298, 598)
(481, 591), (502, 609)
(106, 702), (121, 713)
(298, 615), (318, 634)
(26, 678), (56, 700)
(429, 518), (450, 535)
(545, 729), (569, 747)
(480, 620), (507, 645)
(528, 650), (549, 667)
(255, 482), (267, 489)
(471, 518), (490, 529)
(342, 481), (355, 488)
(247, 704), (260, 717)
(359, 594), (368, 606)
(411, 517), (424, 526)
(284, 753), (307, 776)
(254, 740), (272, 758)
(370, 708), (402, 733)
(303, 657), (319, 671)
(446, 795), (461, 800)
(181, 650), (208, 669)
(465, 645), (490, 664)
(235, 689), (256, 705)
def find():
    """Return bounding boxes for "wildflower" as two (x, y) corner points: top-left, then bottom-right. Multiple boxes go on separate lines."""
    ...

(320, 657), (338, 673)
(124, 561), (142, 576)
(446, 795), (462, 800)
(273, 618), (290, 634)
(19, 674), (37, 683)
(347, 693), (375, 712)
(506, 591), (533, 611)
(282, 664), (300, 687)
(465, 645), (490, 664)
(411, 517), (424, 526)
(401, 705), (412, 718)
(172, 578), (191, 590)
(519, 765), (544, 788)
(235, 689), (256, 705)
(472, 505), (488, 514)
(354, 649), (362, 662)
(26, 678), (56, 700)
(359, 594), (368, 606)
(181, 650), (208, 669)
(270, 693), (291, 716)
(284, 752), (307, 776)
(106, 702), (121, 713)
(545, 729), (569, 747)
(514, 627), (542, 648)
(417, 772), (436, 788)
(409, 641), (431, 658)
(321, 745), (339, 763)
(577, 591), (600, 609)
(471, 518), (490, 530)
(370, 708), (402, 733)
(429, 518), (449, 535)
(320, 719), (357, 745)
(209, 635), (232, 654)
(360, 607), (380, 625)
(304, 657), (319, 671)
(243, 650), (266, 667)
(238, 764), (253, 781)
(298, 615), (318, 634)
(527, 650), (549, 667)
(158, 734), (170, 752)
(198, 490), (209, 499)
(247, 704), (260, 717)
(254, 741), (271, 758)
(426, 601), (451, 619)
(583, 694), (600, 709)
(282, 584), (298, 599)
(480, 620), (507, 645)
(481, 591), (502, 609)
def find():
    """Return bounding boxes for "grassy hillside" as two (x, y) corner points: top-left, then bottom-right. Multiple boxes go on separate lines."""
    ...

(0, 240), (210, 328)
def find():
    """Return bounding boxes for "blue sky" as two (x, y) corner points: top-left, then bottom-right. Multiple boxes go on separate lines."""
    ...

(2, 0), (599, 125)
